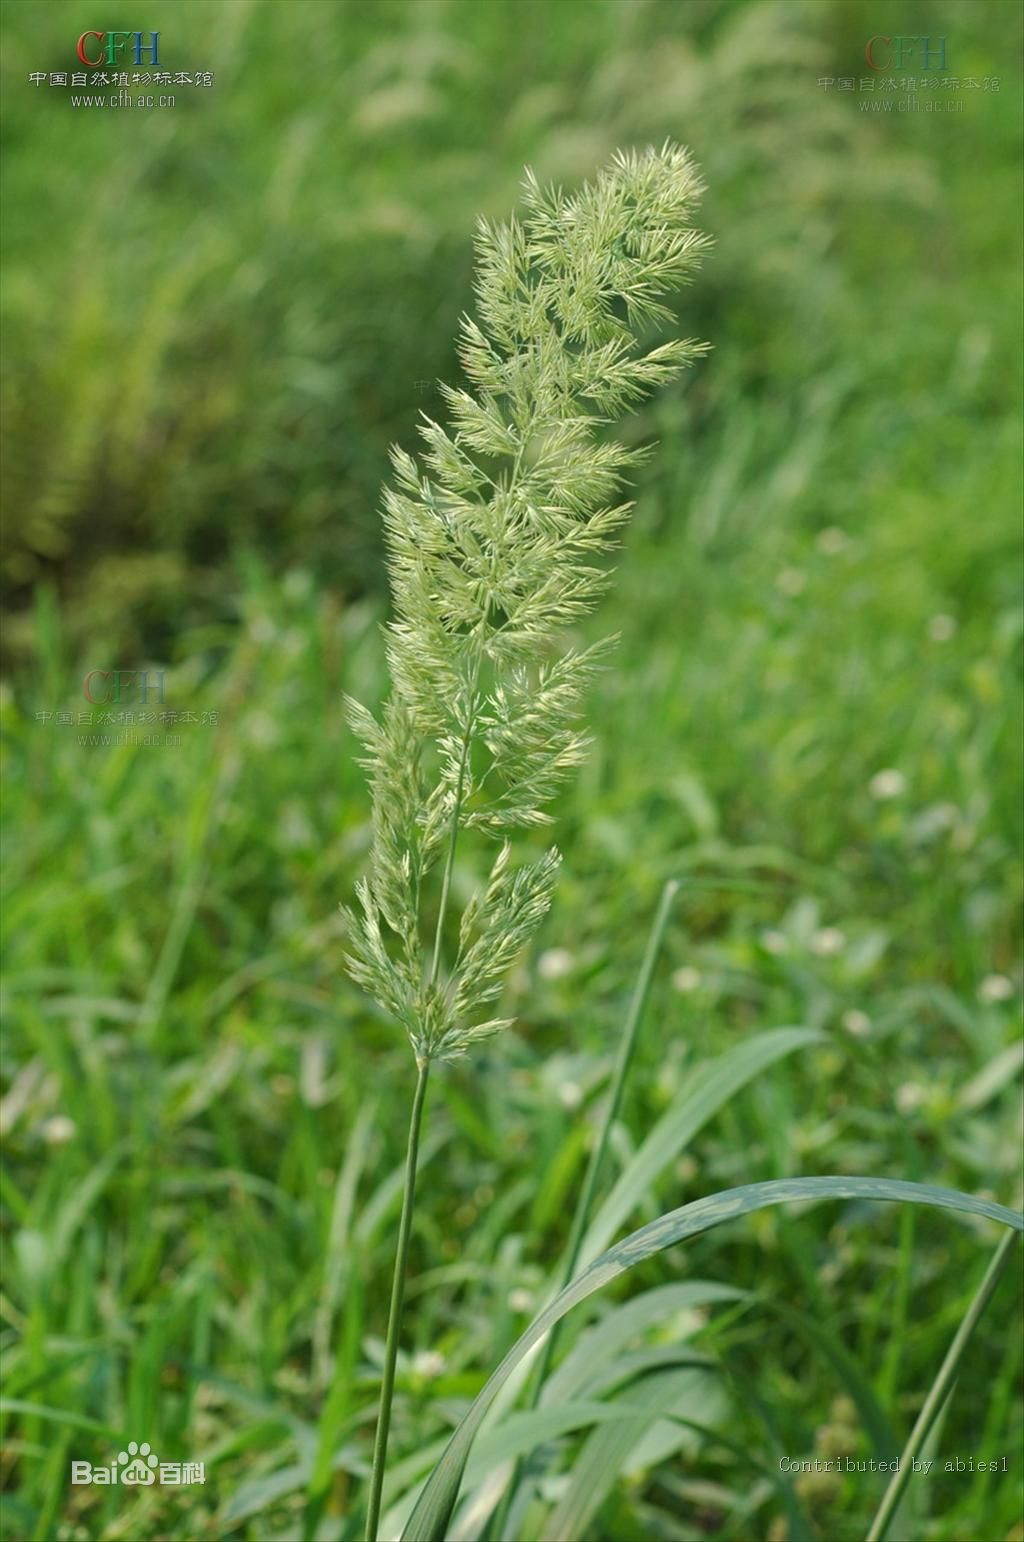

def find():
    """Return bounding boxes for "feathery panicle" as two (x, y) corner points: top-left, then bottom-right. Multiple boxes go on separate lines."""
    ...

(345, 143), (710, 1063)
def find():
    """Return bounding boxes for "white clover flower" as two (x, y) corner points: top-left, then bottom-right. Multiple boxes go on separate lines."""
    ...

(978, 974), (1013, 1004)
(951, 823), (977, 853)
(869, 768), (906, 800)
(816, 527), (848, 555)
(928, 613), (957, 642)
(557, 1079), (584, 1110)
(247, 614), (277, 645)
(41, 1115), (77, 1145)
(412, 1350), (446, 1379)
(244, 710), (279, 748)
(279, 804), (315, 850)
(671, 964), (702, 993)
(775, 567), (807, 596)
(841, 1009), (871, 1038)
(811, 927), (845, 957)
(508, 1287), (534, 1313)
(538, 947), (575, 982)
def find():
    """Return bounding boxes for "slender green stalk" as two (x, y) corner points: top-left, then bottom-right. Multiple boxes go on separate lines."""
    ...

(491, 879), (680, 1540)
(554, 878), (680, 1295)
(865, 1227), (1019, 1542)
(344, 147), (710, 1532)
(365, 1059), (431, 1542)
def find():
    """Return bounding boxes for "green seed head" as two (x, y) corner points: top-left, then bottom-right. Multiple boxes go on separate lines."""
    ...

(345, 144), (710, 1062)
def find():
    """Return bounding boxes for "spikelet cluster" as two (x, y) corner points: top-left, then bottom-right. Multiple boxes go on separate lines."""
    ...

(345, 144), (710, 1062)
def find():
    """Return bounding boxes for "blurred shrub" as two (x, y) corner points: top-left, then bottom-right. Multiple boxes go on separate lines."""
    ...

(1, 0), (1014, 659)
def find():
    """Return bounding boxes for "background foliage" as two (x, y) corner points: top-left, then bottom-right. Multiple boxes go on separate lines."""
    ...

(1, 1), (1021, 1540)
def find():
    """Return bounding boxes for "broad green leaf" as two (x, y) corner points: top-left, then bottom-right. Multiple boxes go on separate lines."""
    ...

(958, 1040), (1024, 1112)
(382, 1382), (711, 1540)
(579, 1026), (824, 1267)
(547, 1365), (722, 1541)
(222, 1462), (309, 1527)
(0, 1400), (119, 1439)
(401, 1177), (1022, 1541)
(467, 1395), (678, 1485)
(542, 1280), (742, 1407)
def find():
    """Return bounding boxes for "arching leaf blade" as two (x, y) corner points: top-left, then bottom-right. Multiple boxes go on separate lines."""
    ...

(579, 1026), (825, 1268)
(401, 1178), (1023, 1542)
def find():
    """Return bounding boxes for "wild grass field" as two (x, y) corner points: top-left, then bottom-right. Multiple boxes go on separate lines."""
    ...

(1, 1), (1022, 1540)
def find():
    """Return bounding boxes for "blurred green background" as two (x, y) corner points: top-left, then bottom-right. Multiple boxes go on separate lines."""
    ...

(1, 1), (1021, 1539)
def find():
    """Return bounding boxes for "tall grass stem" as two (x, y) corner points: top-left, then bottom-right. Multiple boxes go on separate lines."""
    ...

(865, 1227), (1019, 1542)
(365, 1058), (431, 1542)
(492, 879), (680, 1539)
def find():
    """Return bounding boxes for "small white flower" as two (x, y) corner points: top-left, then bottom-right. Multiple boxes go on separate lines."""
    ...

(816, 527), (848, 555)
(538, 947), (574, 981)
(978, 974), (1013, 1004)
(671, 965), (701, 993)
(869, 768), (906, 800)
(811, 927), (845, 957)
(244, 710), (279, 748)
(760, 929), (789, 955)
(841, 1009), (871, 1038)
(41, 1115), (76, 1145)
(247, 614), (277, 645)
(508, 1287), (534, 1313)
(279, 804), (315, 850)
(928, 613), (957, 642)
(557, 1079), (583, 1110)
(775, 567), (807, 596)
(951, 823), (977, 853)
(896, 1083), (925, 1114)
(412, 1350), (446, 1379)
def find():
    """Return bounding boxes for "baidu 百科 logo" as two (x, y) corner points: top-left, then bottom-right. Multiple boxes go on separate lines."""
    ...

(70, 1439), (205, 1487)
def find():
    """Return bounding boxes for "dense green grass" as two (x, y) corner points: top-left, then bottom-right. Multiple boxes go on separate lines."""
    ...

(2, 1), (1022, 1539)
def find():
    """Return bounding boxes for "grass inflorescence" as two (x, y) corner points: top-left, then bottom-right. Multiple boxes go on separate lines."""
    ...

(347, 144), (712, 1538)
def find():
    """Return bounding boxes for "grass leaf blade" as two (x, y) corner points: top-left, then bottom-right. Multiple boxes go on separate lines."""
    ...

(579, 1026), (825, 1268)
(401, 1179), (1022, 1541)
